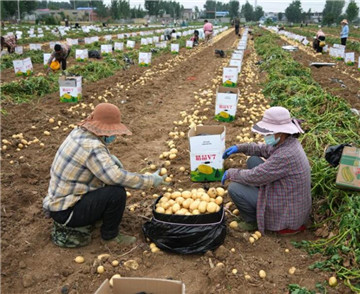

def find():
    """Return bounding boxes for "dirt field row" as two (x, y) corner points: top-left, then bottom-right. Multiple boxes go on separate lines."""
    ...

(1, 28), (349, 294)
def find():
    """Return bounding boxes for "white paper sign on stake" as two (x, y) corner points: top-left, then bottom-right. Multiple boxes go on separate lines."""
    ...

(76, 49), (88, 61)
(138, 52), (152, 66)
(171, 44), (179, 53)
(345, 52), (355, 64)
(114, 42), (124, 51)
(186, 40), (193, 48)
(15, 46), (23, 54)
(101, 44), (112, 54)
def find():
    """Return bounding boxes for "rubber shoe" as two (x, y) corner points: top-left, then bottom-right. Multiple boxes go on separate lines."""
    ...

(237, 221), (258, 231)
(106, 233), (136, 246)
(277, 225), (306, 236)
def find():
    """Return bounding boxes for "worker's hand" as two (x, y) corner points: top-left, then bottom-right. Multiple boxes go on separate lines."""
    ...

(221, 170), (228, 186)
(222, 145), (239, 159)
(152, 170), (169, 187)
(111, 154), (123, 169)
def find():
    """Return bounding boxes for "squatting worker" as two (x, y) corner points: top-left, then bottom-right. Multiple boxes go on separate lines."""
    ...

(340, 19), (349, 46)
(221, 106), (311, 235)
(203, 19), (213, 43)
(164, 28), (176, 41)
(43, 103), (169, 248)
(46, 43), (71, 75)
(1, 35), (17, 53)
(313, 28), (326, 53)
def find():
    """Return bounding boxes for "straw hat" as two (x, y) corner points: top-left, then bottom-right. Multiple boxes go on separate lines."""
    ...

(341, 19), (348, 24)
(78, 103), (132, 136)
(252, 106), (304, 135)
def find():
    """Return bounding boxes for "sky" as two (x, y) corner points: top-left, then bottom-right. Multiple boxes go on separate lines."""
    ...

(101, 0), (360, 13)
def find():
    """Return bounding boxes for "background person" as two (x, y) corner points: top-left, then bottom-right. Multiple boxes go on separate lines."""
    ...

(43, 103), (168, 248)
(164, 28), (176, 41)
(313, 28), (326, 53)
(222, 106), (311, 235)
(234, 18), (240, 36)
(203, 19), (213, 43)
(46, 43), (71, 75)
(340, 19), (349, 46)
(1, 35), (17, 53)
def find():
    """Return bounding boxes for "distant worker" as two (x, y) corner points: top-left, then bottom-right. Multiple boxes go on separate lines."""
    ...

(190, 30), (200, 46)
(64, 18), (69, 27)
(234, 18), (240, 36)
(313, 28), (326, 53)
(203, 19), (213, 44)
(340, 19), (349, 46)
(46, 43), (71, 75)
(1, 35), (17, 53)
(164, 28), (176, 41)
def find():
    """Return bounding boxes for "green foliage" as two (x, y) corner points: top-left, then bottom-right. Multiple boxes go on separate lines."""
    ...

(346, 0), (359, 23)
(254, 6), (264, 21)
(285, 0), (303, 23)
(241, 1), (254, 21)
(229, 1), (240, 18)
(322, 0), (345, 25)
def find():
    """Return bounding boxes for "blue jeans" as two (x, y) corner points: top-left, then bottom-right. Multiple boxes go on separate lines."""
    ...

(228, 156), (264, 223)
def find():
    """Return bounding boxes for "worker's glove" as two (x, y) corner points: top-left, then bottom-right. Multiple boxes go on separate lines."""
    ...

(152, 170), (168, 187)
(111, 154), (123, 169)
(221, 170), (229, 185)
(222, 145), (239, 159)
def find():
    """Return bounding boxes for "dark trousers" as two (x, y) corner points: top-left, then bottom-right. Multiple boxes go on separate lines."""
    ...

(59, 48), (71, 70)
(235, 25), (239, 35)
(228, 156), (264, 223)
(341, 37), (347, 46)
(50, 186), (127, 240)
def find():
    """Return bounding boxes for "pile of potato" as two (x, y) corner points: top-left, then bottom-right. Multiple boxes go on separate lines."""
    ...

(155, 187), (225, 215)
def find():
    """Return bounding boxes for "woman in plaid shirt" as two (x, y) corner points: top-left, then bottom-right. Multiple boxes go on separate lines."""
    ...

(43, 103), (168, 248)
(222, 107), (311, 235)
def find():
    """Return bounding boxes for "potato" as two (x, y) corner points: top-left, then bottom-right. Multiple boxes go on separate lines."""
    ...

(165, 208), (172, 214)
(171, 191), (182, 199)
(156, 207), (165, 214)
(111, 260), (119, 267)
(165, 177), (172, 182)
(179, 166), (186, 172)
(49, 118), (55, 123)
(175, 196), (185, 205)
(254, 231), (262, 238)
(170, 148), (178, 154)
(172, 203), (180, 213)
(215, 196), (223, 205)
(244, 274), (251, 280)
(207, 187), (217, 198)
(182, 198), (192, 209)
(288, 267), (296, 275)
(249, 237), (255, 244)
(216, 187), (225, 196)
(181, 191), (191, 199)
(285, 248), (290, 253)
(160, 168), (167, 176)
(164, 160), (171, 166)
(229, 221), (238, 229)
(151, 247), (160, 253)
(230, 248), (236, 253)
(192, 209), (200, 215)
(43, 131), (51, 136)
(190, 200), (200, 211)
(232, 269), (238, 275)
(329, 276), (337, 287)
(74, 256), (85, 263)
(150, 164), (157, 170)
(169, 154), (176, 160)
(198, 201), (208, 213)
(200, 194), (210, 202)
(233, 209), (240, 215)
(259, 270), (266, 279)
(207, 202), (217, 213)
(97, 265), (105, 274)
(159, 196), (169, 203)
(251, 234), (259, 241)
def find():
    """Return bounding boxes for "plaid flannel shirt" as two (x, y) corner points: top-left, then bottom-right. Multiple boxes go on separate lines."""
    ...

(47, 43), (71, 65)
(43, 128), (155, 212)
(227, 137), (312, 233)
(3, 35), (16, 50)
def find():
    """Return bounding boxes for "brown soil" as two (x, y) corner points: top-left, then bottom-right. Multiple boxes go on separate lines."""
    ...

(274, 35), (360, 110)
(1, 29), (350, 294)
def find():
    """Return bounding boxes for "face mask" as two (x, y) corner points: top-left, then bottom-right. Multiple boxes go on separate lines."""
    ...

(103, 135), (116, 144)
(264, 134), (280, 146)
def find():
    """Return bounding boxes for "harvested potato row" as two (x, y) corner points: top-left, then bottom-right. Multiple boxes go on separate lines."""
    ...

(154, 187), (226, 215)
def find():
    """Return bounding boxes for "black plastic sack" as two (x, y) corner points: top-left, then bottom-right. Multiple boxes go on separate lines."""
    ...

(142, 198), (226, 254)
(88, 50), (101, 59)
(325, 144), (351, 167)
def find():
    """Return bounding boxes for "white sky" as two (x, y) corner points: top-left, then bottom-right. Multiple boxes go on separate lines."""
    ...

(101, 0), (360, 13)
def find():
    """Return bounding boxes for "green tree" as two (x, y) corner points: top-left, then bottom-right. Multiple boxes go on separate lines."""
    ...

(278, 12), (283, 21)
(241, 1), (254, 21)
(322, 0), (345, 25)
(1, 0), (37, 20)
(229, 1), (240, 18)
(285, 0), (303, 23)
(346, 0), (359, 22)
(145, 0), (161, 16)
(91, 0), (108, 18)
(254, 6), (264, 21)
(131, 5), (146, 18)
(204, 0), (216, 18)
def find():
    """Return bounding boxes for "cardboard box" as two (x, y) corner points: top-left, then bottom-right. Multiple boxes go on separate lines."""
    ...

(138, 52), (152, 66)
(186, 40), (193, 49)
(214, 87), (239, 122)
(13, 57), (33, 76)
(229, 59), (242, 73)
(95, 277), (185, 294)
(336, 146), (360, 191)
(114, 42), (124, 51)
(101, 44), (112, 55)
(59, 76), (82, 103)
(222, 66), (238, 87)
(171, 43), (180, 54)
(188, 125), (226, 182)
(75, 49), (88, 61)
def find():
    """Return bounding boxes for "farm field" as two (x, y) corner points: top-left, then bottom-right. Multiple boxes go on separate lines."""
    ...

(1, 25), (360, 294)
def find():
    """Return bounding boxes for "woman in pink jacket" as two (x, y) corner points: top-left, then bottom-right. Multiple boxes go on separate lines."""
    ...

(203, 19), (213, 43)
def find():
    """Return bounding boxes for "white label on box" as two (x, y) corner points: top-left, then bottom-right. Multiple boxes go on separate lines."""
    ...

(139, 52), (152, 66)
(153, 36), (159, 43)
(30, 44), (41, 50)
(92, 36), (99, 42)
(141, 38), (148, 45)
(336, 48), (345, 58)
(126, 40), (135, 48)
(101, 44), (112, 54)
(190, 151), (224, 173)
(43, 53), (51, 65)
(23, 57), (33, 72)
(76, 49), (88, 60)
(323, 45), (328, 52)
(302, 39), (309, 46)
(147, 37), (153, 44)
(160, 35), (165, 41)
(358, 57), (360, 69)
(229, 59), (242, 72)
(104, 35), (112, 41)
(59, 76), (82, 101)
(222, 67), (238, 86)
(15, 46), (23, 54)
(231, 53), (243, 60)
(333, 44), (346, 50)
(13, 59), (24, 75)
(29, 34), (36, 38)
(84, 37), (93, 44)
(345, 52), (355, 64)
(171, 33), (177, 39)
(114, 42), (124, 51)
(171, 44), (179, 53)
(186, 40), (193, 48)
(329, 47), (336, 57)
(131, 32), (137, 37)
(215, 89), (239, 119)
(117, 34), (124, 39)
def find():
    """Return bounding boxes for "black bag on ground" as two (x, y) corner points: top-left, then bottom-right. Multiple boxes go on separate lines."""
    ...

(142, 198), (226, 254)
(88, 50), (101, 59)
(325, 143), (351, 167)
